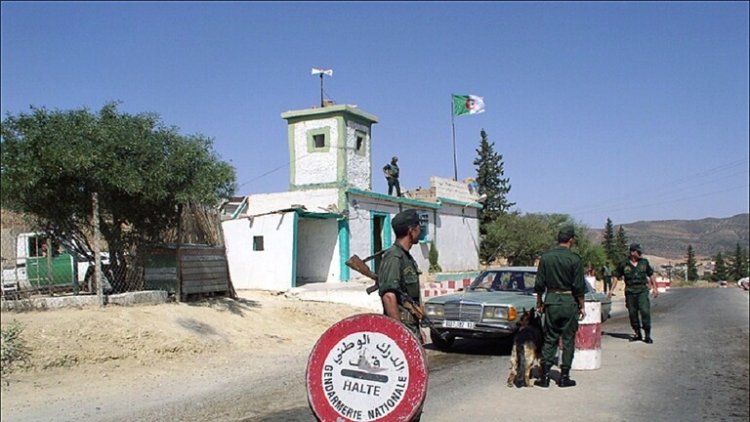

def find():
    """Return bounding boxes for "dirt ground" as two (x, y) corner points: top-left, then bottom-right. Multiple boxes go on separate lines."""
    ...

(0, 291), (371, 399)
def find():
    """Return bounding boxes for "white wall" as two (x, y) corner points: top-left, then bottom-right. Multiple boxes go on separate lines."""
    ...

(291, 118), (339, 186)
(245, 190), (338, 215)
(345, 120), (372, 190)
(296, 218), (339, 284)
(346, 195), (435, 275)
(222, 213), (295, 291)
(434, 204), (481, 271)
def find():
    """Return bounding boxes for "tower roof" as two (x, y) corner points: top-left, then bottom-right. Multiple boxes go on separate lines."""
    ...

(281, 104), (378, 124)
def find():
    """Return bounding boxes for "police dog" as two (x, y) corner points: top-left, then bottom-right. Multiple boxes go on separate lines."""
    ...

(506, 308), (543, 388)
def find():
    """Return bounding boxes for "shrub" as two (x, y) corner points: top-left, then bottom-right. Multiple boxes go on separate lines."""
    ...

(1, 320), (29, 377)
(428, 242), (442, 273)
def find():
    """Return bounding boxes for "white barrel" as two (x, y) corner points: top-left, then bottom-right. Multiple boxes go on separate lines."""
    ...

(571, 300), (602, 370)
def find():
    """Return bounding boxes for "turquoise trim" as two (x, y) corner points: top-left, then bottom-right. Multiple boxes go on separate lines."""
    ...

(437, 196), (484, 208)
(347, 188), (441, 209)
(339, 219), (350, 281)
(370, 211), (391, 272)
(291, 212), (299, 288)
(230, 198), (247, 219)
(384, 214), (392, 248)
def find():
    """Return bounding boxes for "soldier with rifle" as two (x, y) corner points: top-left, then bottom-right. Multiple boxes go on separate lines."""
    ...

(377, 209), (424, 344)
(347, 209), (425, 344)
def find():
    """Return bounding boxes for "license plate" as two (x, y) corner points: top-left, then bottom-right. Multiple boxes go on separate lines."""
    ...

(443, 320), (475, 329)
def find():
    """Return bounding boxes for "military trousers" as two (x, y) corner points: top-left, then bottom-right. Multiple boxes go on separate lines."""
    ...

(625, 288), (651, 332)
(541, 298), (579, 370)
(603, 276), (612, 293)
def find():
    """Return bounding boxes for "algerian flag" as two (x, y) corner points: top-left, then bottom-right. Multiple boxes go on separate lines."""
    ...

(452, 94), (485, 116)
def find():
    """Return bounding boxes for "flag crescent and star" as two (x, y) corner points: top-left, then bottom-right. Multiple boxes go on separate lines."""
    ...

(452, 94), (485, 116)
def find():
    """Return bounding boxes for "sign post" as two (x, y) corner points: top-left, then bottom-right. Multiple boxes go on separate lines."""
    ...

(306, 314), (428, 422)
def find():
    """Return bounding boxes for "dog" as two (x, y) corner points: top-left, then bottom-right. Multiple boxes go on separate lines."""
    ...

(506, 308), (543, 388)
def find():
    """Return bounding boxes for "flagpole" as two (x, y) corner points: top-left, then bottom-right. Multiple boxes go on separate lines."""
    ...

(451, 95), (458, 181)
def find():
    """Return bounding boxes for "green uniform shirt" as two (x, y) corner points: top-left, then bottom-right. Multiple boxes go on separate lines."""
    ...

(377, 243), (420, 304)
(534, 246), (586, 304)
(387, 163), (399, 179)
(614, 258), (654, 292)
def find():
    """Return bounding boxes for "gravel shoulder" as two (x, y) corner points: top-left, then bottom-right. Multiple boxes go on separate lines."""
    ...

(0, 290), (371, 422)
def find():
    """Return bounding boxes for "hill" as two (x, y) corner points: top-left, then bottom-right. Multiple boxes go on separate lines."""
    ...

(588, 213), (749, 259)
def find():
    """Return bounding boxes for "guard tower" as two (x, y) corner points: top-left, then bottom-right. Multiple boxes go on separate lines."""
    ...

(281, 104), (378, 193)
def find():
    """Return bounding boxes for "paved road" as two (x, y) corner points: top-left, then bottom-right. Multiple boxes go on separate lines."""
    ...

(7, 288), (745, 422)
(245, 288), (748, 421)
(419, 287), (749, 421)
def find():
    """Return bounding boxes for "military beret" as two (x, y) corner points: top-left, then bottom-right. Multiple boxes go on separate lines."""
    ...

(629, 243), (643, 253)
(558, 224), (576, 238)
(392, 209), (420, 232)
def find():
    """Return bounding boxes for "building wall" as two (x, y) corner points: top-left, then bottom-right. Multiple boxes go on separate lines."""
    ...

(346, 194), (437, 276)
(245, 190), (339, 216)
(222, 213), (296, 290)
(433, 205), (481, 272)
(345, 120), (372, 190)
(297, 218), (340, 284)
(290, 118), (339, 186)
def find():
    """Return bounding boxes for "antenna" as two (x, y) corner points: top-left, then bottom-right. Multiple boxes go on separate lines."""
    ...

(311, 68), (333, 107)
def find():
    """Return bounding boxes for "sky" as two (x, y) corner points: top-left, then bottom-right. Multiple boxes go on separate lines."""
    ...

(2, 2), (748, 229)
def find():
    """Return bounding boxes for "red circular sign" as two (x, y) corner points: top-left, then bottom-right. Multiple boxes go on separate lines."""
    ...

(306, 313), (428, 422)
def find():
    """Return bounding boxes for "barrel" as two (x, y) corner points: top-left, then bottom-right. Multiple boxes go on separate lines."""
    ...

(571, 300), (602, 370)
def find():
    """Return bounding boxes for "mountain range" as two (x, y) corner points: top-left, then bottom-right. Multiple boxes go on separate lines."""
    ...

(588, 213), (749, 260)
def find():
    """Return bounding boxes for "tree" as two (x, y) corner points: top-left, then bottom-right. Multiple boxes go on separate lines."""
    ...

(712, 252), (727, 282)
(613, 225), (629, 265)
(483, 212), (556, 266)
(601, 218), (616, 264)
(728, 243), (747, 281)
(1, 103), (236, 286)
(686, 245), (699, 282)
(473, 128), (515, 262)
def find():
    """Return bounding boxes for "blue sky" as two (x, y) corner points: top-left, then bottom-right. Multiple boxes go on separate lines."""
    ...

(2, 2), (748, 229)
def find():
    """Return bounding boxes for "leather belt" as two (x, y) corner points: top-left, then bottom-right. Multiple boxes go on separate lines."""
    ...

(547, 288), (572, 294)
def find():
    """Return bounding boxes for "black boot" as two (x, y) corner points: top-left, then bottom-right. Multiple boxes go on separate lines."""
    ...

(629, 329), (642, 342)
(644, 329), (653, 344)
(558, 368), (577, 388)
(535, 363), (550, 388)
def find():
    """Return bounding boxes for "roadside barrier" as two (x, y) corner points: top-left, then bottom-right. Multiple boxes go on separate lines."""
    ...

(655, 277), (671, 293)
(571, 300), (602, 370)
(421, 279), (472, 298)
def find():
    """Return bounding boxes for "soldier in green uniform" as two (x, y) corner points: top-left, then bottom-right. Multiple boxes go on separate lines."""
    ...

(383, 156), (401, 197)
(534, 224), (587, 388)
(611, 243), (659, 344)
(601, 264), (613, 295)
(378, 208), (424, 343)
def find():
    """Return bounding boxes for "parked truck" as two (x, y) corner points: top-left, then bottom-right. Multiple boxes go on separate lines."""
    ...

(1, 232), (111, 297)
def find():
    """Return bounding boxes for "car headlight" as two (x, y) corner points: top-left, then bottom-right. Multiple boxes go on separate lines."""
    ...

(425, 303), (444, 317)
(482, 306), (516, 321)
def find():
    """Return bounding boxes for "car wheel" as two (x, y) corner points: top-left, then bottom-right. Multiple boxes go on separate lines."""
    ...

(430, 329), (455, 351)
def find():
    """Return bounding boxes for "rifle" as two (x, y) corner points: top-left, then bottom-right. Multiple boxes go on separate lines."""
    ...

(345, 251), (385, 294)
(346, 251), (449, 340)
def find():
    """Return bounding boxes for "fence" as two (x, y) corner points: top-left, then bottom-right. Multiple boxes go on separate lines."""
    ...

(1, 203), (228, 303)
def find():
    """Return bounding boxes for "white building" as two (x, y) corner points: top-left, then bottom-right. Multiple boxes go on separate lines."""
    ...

(221, 104), (482, 291)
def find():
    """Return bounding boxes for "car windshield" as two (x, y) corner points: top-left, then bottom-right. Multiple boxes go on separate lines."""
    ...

(469, 270), (536, 293)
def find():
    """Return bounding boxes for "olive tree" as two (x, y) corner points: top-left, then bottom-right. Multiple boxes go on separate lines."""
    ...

(1, 103), (236, 285)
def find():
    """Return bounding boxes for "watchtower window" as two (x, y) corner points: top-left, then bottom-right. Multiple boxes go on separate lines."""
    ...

(356, 136), (364, 151)
(313, 134), (325, 149)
